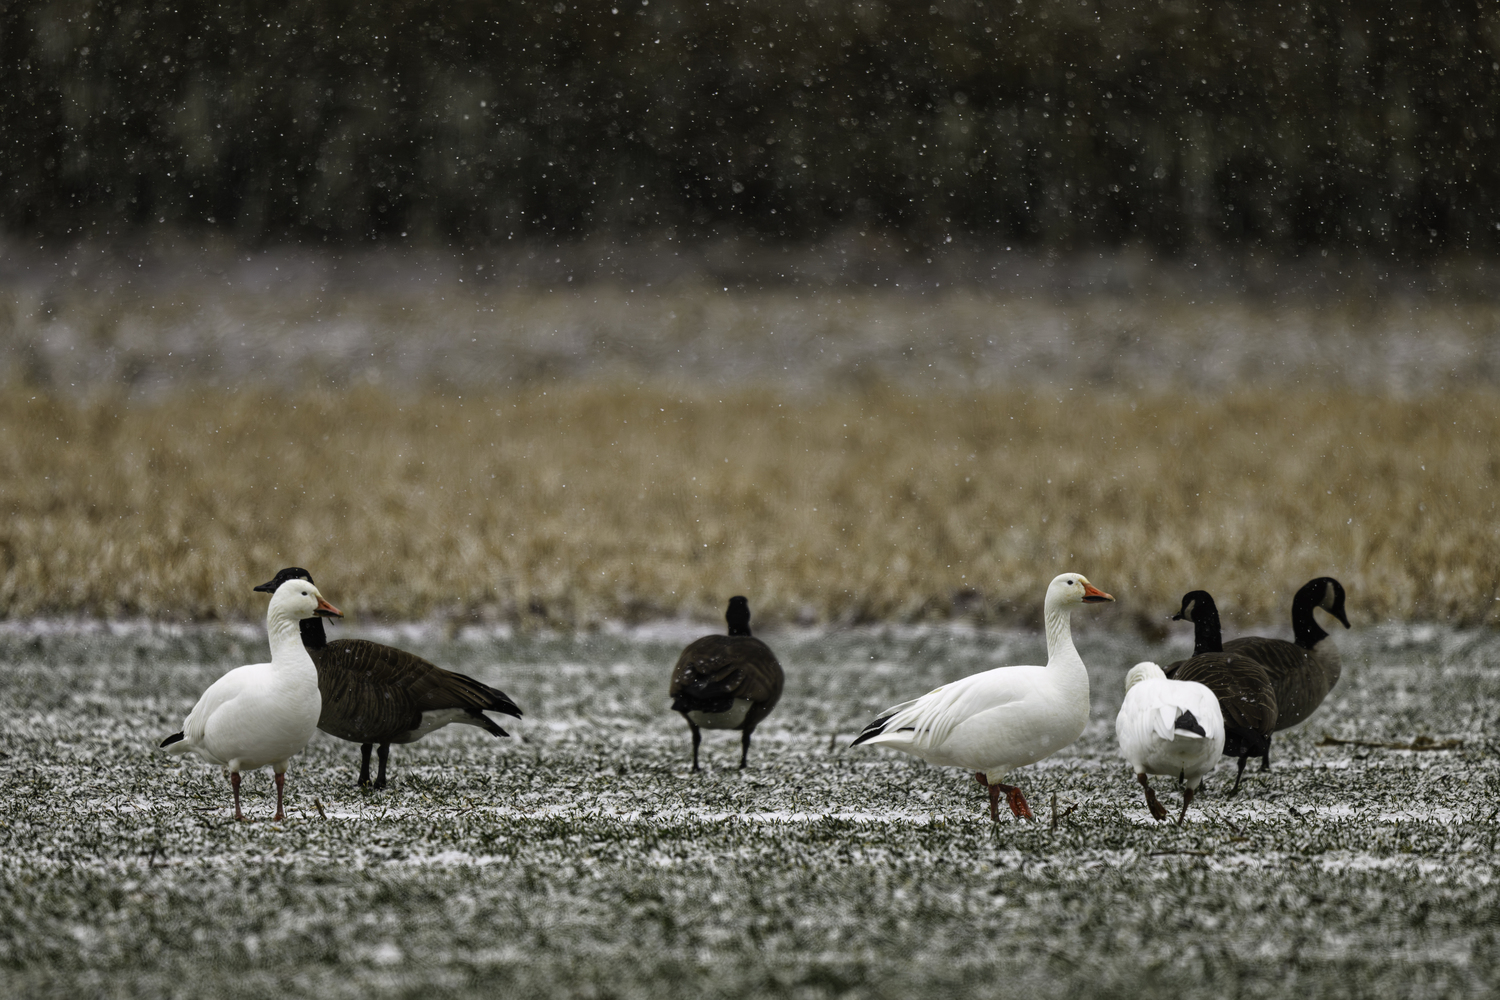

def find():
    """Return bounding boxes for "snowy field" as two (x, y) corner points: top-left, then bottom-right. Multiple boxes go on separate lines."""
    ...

(1, 619), (1496, 998)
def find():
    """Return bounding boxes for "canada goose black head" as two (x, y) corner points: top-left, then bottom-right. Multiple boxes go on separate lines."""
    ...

(255, 567), (315, 594)
(1171, 591), (1217, 625)
(255, 568), (331, 648)
(1292, 576), (1349, 648)
(1314, 577), (1350, 629)
(726, 596), (752, 637)
(1171, 590), (1224, 655)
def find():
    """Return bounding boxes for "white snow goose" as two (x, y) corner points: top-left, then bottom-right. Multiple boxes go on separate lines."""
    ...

(159, 577), (342, 821)
(1115, 661), (1224, 823)
(1222, 576), (1349, 741)
(852, 573), (1114, 821)
(253, 567), (524, 789)
(669, 596), (784, 771)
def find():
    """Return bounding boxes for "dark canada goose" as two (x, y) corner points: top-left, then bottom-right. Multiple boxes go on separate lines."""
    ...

(669, 596), (784, 771)
(1164, 590), (1278, 796)
(254, 568), (523, 789)
(1223, 577), (1349, 735)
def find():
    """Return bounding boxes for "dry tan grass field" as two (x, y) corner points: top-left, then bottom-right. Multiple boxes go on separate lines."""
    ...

(2, 384), (1496, 628)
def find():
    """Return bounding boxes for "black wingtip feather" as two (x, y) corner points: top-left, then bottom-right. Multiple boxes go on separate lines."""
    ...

(469, 679), (523, 718)
(466, 710), (511, 739)
(1173, 709), (1207, 737)
(850, 714), (895, 747)
(159, 732), (184, 748)
(487, 693), (524, 719)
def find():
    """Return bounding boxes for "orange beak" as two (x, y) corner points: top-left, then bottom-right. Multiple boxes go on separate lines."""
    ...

(1082, 583), (1114, 603)
(314, 596), (343, 618)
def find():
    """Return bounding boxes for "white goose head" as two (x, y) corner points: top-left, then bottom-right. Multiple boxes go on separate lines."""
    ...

(268, 578), (342, 624)
(1124, 661), (1166, 691)
(1045, 573), (1114, 611)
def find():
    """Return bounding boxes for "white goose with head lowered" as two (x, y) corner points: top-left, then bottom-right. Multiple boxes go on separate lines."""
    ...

(159, 578), (342, 821)
(1115, 661), (1224, 824)
(853, 573), (1114, 821)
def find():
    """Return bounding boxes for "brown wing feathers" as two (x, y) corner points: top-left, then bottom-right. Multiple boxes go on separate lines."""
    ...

(669, 636), (784, 718)
(1165, 654), (1278, 737)
(312, 639), (522, 744)
(1221, 636), (1325, 731)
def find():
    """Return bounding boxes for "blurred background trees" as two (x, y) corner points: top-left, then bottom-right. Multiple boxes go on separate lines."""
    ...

(3, 0), (1497, 257)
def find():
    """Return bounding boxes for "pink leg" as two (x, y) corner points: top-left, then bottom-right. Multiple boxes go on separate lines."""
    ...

(996, 783), (1034, 820)
(1178, 785), (1195, 825)
(1137, 772), (1168, 821)
(274, 772), (286, 822)
(977, 773), (1033, 822)
(229, 771), (246, 822)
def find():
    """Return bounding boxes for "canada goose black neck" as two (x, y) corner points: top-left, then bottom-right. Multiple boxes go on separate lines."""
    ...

(299, 616), (329, 651)
(1174, 590), (1224, 655)
(1291, 577), (1348, 649)
(726, 596), (752, 637)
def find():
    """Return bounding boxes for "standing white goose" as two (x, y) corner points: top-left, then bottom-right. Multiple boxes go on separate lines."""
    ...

(1115, 662), (1224, 823)
(852, 573), (1114, 821)
(159, 578), (342, 821)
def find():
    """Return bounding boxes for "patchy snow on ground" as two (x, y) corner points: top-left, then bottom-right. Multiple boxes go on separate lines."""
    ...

(1, 621), (1496, 997)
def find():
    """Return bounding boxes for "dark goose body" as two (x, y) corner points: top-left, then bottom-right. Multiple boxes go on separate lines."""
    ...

(1165, 590), (1279, 794)
(669, 596), (784, 771)
(1222, 577), (1349, 732)
(256, 569), (522, 788)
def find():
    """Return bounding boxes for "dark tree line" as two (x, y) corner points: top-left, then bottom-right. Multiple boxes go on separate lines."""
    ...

(3, 0), (1498, 255)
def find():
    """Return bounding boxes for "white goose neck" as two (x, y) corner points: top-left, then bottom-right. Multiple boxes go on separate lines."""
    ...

(1043, 602), (1080, 667)
(267, 608), (313, 667)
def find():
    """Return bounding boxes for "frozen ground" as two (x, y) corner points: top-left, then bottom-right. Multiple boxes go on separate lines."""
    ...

(1, 620), (1497, 998)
